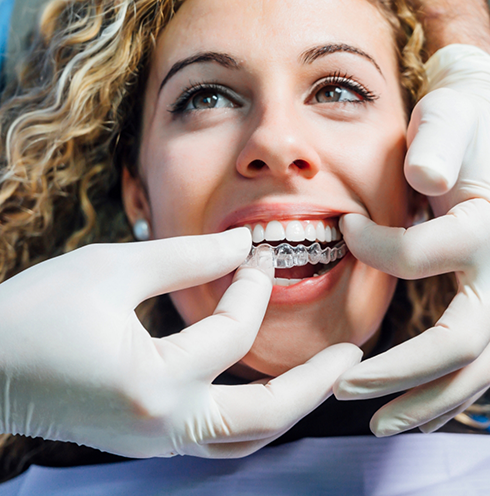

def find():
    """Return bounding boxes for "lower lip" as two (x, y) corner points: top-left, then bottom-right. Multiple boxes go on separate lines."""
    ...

(210, 252), (352, 307)
(270, 252), (352, 305)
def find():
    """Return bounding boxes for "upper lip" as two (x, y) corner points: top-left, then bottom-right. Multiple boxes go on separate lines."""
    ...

(216, 202), (344, 232)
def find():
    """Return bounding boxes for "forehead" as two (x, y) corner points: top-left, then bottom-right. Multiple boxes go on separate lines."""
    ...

(155, 0), (396, 72)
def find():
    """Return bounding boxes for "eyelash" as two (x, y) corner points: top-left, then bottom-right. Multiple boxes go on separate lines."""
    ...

(168, 82), (235, 114)
(168, 72), (378, 114)
(311, 71), (379, 104)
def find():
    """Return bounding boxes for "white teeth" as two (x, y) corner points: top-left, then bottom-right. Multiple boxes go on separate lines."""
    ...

(325, 225), (332, 243)
(305, 223), (316, 242)
(265, 220), (285, 241)
(316, 221), (326, 242)
(246, 220), (341, 244)
(252, 224), (265, 243)
(285, 221), (305, 242)
(274, 277), (303, 286)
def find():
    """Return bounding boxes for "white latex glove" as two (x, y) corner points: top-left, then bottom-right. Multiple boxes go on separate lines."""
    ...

(334, 44), (490, 436)
(0, 228), (361, 457)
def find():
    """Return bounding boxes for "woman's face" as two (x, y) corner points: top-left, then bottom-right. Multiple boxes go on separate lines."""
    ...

(124, 0), (409, 376)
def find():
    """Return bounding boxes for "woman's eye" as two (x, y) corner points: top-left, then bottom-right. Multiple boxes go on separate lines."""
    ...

(187, 90), (235, 111)
(315, 85), (361, 103)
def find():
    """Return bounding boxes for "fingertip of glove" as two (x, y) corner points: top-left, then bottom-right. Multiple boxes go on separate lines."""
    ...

(221, 227), (252, 253)
(240, 249), (274, 280)
(332, 373), (365, 401)
(332, 379), (358, 401)
(344, 344), (364, 366)
(319, 343), (363, 369)
(236, 249), (274, 286)
(369, 416), (400, 438)
(338, 216), (345, 234)
(405, 163), (453, 196)
(418, 419), (441, 434)
(418, 425), (432, 434)
(338, 214), (372, 242)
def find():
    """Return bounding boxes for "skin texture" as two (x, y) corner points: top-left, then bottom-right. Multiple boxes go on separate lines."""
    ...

(410, 0), (490, 54)
(123, 0), (410, 376)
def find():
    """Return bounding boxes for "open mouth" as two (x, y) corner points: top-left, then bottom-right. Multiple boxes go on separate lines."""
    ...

(242, 219), (347, 286)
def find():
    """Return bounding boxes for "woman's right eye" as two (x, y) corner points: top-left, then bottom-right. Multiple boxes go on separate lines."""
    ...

(170, 85), (238, 114)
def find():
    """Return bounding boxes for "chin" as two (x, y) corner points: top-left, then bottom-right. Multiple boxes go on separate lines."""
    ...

(171, 254), (397, 379)
(239, 260), (397, 377)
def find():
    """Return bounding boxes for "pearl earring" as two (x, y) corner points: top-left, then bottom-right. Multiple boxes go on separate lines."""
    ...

(133, 219), (150, 241)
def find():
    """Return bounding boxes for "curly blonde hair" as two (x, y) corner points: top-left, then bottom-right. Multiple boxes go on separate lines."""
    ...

(0, 0), (453, 325)
(0, 0), (424, 281)
(0, 0), (457, 481)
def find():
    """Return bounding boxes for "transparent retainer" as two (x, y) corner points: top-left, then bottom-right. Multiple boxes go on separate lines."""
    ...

(242, 241), (348, 269)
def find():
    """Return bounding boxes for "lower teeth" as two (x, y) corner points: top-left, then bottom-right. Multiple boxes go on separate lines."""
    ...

(273, 259), (334, 286)
(274, 277), (303, 287)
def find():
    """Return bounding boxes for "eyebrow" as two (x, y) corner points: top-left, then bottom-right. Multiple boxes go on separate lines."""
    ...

(158, 52), (239, 93)
(301, 43), (383, 77)
(158, 42), (383, 94)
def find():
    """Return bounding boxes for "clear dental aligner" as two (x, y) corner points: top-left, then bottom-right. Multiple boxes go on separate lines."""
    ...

(242, 240), (348, 269)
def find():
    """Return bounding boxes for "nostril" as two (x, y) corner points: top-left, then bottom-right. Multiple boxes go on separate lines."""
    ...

(249, 159), (266, 171)
(293, 160), (309, 170)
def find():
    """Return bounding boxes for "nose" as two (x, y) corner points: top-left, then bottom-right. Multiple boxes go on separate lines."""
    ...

(236, 104), (321, 180)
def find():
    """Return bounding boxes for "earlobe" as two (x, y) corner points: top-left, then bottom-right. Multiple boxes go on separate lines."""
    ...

(121, 167), (152, 236)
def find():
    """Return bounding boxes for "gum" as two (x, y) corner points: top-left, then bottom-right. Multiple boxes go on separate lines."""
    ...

(242, 241), (347, 269)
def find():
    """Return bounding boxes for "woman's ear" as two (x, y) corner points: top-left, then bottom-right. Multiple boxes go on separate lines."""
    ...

(121, 166), (152, 235)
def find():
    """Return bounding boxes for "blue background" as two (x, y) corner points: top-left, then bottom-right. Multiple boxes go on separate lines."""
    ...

(0, 0), (15, 75)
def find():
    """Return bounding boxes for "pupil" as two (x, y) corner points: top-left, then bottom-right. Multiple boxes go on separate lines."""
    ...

(318, 86), (342, 103)
(194, 92), (218, 109)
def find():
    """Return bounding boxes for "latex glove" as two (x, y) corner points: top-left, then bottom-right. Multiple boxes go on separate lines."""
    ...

(0, 228), (361, 457)
(334, 44), (490, 436)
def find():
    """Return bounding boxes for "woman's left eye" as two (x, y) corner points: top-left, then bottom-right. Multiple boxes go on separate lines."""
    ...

(315, 85), (361, 103)
(311, 75), (377, 105)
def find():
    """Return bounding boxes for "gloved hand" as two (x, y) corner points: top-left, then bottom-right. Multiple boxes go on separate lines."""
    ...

(0, 228), (361, 457)
(333, 44), (490, 436)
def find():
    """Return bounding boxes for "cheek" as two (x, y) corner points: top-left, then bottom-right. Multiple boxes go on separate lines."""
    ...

(327, 115), (408, 225)
(360, 134), (408, 224)
(345, 265), (397, 343)
(141, 129), (238, 238)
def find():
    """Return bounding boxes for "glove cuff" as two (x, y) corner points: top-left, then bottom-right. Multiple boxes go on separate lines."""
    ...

(425, 44), (490, 99)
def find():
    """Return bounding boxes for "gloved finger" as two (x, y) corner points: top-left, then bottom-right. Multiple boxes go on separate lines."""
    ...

(198, 416), (296, 458)
(418, 392), (485, 435)
(184, 419), (292, 458)
(154, 257), (274, 379)
(377, 342), (490, 436)
(204, 343), (362, 444)
(404, 88), (476, 196)
(339, 201), (486, 279)
(334, 289), (490, 400)
(94, 228), (252, 309)
(370, 351), (489, 437)
(195, 432), (288, 458)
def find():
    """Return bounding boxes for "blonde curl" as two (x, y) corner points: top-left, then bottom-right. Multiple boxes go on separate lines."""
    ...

(0, 0), (459, 479)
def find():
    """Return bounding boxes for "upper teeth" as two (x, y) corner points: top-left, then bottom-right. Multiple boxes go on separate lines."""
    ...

(245, 220), (341, 244)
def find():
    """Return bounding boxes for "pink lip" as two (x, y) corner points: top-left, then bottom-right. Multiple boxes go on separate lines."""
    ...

(270, 252), (352, 305)
(210, 202), (351, 306)
(216, 202), (344, 232)
(212, 251), (352, 308)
